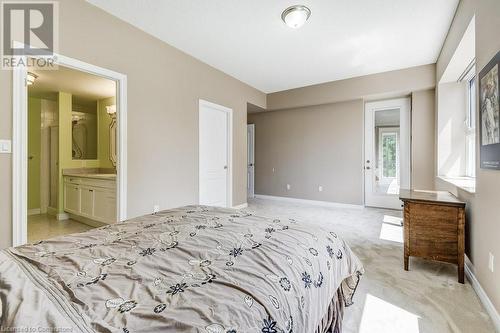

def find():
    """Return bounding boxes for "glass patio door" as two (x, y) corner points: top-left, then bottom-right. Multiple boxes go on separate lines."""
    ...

(364, 98), (410, 209)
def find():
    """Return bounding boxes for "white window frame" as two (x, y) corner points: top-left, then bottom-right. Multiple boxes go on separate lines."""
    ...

(463, 66), (476, 178)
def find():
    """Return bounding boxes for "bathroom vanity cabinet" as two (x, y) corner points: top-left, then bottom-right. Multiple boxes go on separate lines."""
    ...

(64, 174), (117, 224)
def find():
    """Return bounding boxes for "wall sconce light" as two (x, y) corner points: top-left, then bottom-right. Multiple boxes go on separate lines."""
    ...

(27, 72), (38, 85)
(106, 105), (116, 115)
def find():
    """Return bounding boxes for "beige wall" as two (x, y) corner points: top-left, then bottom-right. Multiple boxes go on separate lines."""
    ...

(266, 64), (436, 111)
(248, 101), (364, 205)
(437, 82), (467, 176)
(0, 0), (266, 248)
(412, 89), (436, 190)
(0, 71), (11, 247)
(435, 0), (500, 313)
(248, 92), (436, 204)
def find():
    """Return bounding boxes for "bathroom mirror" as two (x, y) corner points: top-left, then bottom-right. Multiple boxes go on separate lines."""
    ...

(71, 99), (98, 160)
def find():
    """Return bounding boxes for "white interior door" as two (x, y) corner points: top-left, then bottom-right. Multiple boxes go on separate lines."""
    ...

(247, 124), (255, 198)
(364, 98), (411, 209)
(199, 100), (231, 207)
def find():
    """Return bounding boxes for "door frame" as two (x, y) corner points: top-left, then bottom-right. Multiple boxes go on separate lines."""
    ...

(198, 99), (233, 208)
(247, 123), (255, 198)
(363, 98), (411, 209)
(12, 50), (128, 247)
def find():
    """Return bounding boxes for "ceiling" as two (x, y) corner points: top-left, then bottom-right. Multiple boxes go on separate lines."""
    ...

(87, 0), (458, 93)
(28, 65), (116, 106)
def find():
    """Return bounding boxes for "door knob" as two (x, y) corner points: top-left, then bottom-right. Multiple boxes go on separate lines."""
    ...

(249, 163), (254, 167)
(366, 166), (371, 170)
(224, 165), (228, 170)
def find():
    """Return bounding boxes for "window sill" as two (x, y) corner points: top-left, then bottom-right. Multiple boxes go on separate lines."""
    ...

(437, 176), (476, 194)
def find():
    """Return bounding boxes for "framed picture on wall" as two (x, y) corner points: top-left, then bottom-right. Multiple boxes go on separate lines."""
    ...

(479, 50), (500, 170)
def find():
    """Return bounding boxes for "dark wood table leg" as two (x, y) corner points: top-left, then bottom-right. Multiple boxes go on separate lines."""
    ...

(458, 260), (464, 284)
(457, 207), (465, 283)
(404, 203), (410, 271)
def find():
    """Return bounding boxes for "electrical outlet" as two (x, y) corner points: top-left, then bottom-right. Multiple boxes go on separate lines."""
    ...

(489, 253), (494, 272)
(318, 186), (323, 192)
(153, 205), (160, 214)
(286, 184), (291, 190)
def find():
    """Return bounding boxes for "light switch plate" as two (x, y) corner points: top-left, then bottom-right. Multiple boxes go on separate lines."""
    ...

(0, 140), (12, 153)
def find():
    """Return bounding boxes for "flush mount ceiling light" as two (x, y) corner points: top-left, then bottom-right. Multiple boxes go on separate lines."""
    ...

(26, 72), (38, 85)
(281, 5), (311, 29)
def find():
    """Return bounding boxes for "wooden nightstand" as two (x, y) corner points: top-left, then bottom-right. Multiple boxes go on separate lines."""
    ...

(399, 189), (466, 283)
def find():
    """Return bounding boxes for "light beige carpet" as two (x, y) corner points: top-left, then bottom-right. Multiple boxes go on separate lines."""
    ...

(247, 198), (496, 333)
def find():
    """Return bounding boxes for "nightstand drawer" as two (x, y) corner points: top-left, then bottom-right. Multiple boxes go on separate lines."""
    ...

(409, 203), (459, 227)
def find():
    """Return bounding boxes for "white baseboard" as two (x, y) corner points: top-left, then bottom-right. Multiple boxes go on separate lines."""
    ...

(67, 213), (106, 228)
(465, 256), (500, 332)
(254, 194), (364, 209)
(232, 203), (248, 209)
(28, 208), (41, 216)
(56, 213), (69, 221)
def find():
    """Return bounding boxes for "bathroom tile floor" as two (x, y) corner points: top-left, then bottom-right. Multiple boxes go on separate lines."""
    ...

(28, 214), (94, 243)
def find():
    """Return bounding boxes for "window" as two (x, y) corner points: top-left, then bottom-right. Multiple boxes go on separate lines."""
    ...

(436, 16), (476, 193)
(465, 74), (476, 177)
(382, 133), (397, 178)
(378, 127), (400, 182)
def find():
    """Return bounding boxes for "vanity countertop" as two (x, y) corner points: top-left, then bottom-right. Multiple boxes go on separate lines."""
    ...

(64, 173), (116, 181)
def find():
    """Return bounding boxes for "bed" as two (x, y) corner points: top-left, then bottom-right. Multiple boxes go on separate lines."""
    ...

(0, 205), (363, 332)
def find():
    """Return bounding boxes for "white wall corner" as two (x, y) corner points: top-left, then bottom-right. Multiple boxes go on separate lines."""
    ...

(464, 256), (500, 332)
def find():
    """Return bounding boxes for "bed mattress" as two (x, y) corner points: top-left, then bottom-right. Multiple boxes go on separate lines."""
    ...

(0, 205), (363, 332)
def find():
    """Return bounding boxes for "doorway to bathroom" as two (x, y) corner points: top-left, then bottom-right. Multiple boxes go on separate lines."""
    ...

(12, 53), (127, 246)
